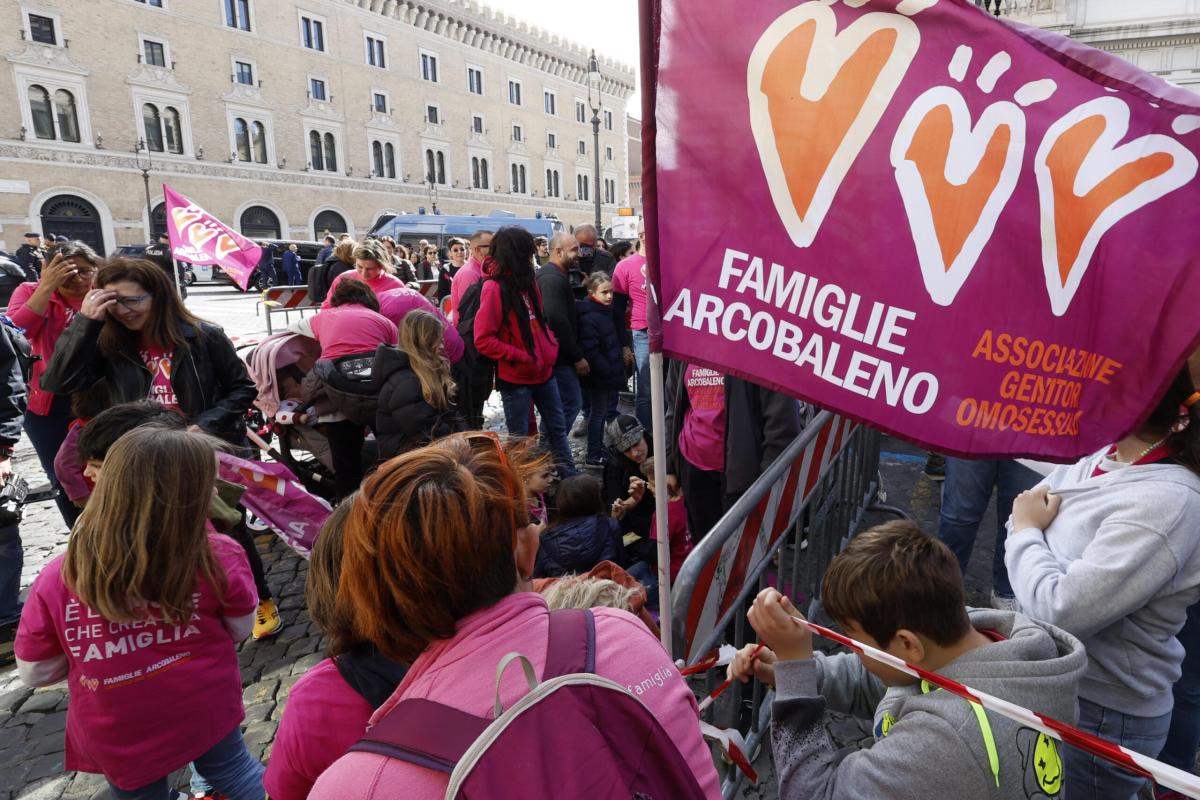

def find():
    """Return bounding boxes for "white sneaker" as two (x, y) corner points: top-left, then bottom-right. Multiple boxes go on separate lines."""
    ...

(990, 592), (1018, 612)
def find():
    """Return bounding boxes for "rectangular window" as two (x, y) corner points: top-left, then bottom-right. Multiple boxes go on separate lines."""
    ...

(578, 139), (587, 156)
(512, 124), (522, 143)
(300, 16), (324, 51)
(235, 61), (254, 85)
(508, 79), (522, 106)
(604, 110), (613, 131)
(421, 52), (439, 82)
(547, 132), (557, 149)
(426, 105), (439, 125)
(309, 78), (326, 101)
(136, 0), (164, 5)
(366, 36), (386, 68)
(543, 90), (556, 115)
(28, 14), (56, 44)
(467, 66), (483, 95)
(472, 114), (484, 134)
(373, 92), (388, 113)
(143, 40), (166, 67)
(225, 0), (251, 31)
(575, 100), (587, 124)
(605, 145), (613, 162)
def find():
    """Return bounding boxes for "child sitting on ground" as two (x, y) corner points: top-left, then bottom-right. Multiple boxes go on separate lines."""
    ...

(640, 456), (693, 582)
(728, 520), (1086, 799)
(15, 428), (264, 799)
(534, 474), (629, 578)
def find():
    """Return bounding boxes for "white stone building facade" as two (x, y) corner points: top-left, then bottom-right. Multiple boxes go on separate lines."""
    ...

(0, 0), (635, 254)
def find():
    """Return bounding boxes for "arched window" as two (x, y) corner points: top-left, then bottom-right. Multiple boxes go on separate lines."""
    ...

(313, 209), (348, 237)
(323, 132), (337, 172)
(425, 149), (435, 183)
(546, 169), (552, 196)
(480, 157), (489, 190)
(309, 130), (324, 171)
(151, 202), (168, 239)
(40, 195), (104, 254)
(472, 157), (481, 189)
(239, 205), (281, 239)
(163, 107), (183, 154)
(517, 165), (527, 194)
(28, 85), (54, 140)
(234, 118), (251, 162)
(53, 89), (80, 143)
(435, 151), (445, 184)
(384, 143), (396, 179)
(142, 104), (164, 152)
(554, 170), (560, 198)
(511, 163), (519, 192)
(373, 141), (384, 178)
(250, 121), (267, 163)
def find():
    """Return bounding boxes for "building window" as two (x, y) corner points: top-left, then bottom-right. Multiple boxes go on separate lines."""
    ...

(372, 92), (388, 113)
(510, 163), (527, 194)
(472, 114), (484, 135)
(577, 174), (589, 201)
(29, 85), (82, 143)
(234, 61), (254, 85)
(251, 121), (266, 162)
(372, 141), (395, 178)
(547, 132), (557, 150)
(325, 133), (337, 171)
(421, 52), (439, 82)
(309, 130), (323, 170)
(300, 16), (324, 51)
(135, 0), (164, 6)
(27, 85), (54, 140)
(28, 14), (57, 45)
(233, 117), (267, 163)
(575, 100), (587, 124)
(605, 145), (613, 162)
(224, 0), (251, 31)
(508, 79), (522, 106)
(234, 118), (250, 161)
(545, 168), (560, 198)
(426, 105), (439, 125)
(365, 35), (386, 68)
(472, 157), (490, 190)
(512, 124), (522, 143)
(578, 139), (587, 156)
(142, 103), (183, 154)
(544, 90), (556, 115)
(384, 142), (396, 179)
(604, 110), (613, 131)
(309, 78), (327, 101)
(467, 66), (483, 95)
(424, 149), (446, 184)
(143, 40), (166, 67)
(54, 90), (80, 142)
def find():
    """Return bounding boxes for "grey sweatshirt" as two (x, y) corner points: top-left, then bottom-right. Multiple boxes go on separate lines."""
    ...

(1005, 454), (1200, 716)
(771, 609), (1085, 800)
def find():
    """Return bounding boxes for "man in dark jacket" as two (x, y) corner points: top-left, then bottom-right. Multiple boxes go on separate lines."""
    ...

(664, 363), (803, 541)
(14, 233), (45, 281)
(0, 322), (27, 666)
(536, 233), (587, 442)
(315, 235), (335, 267)
(571, 224), (615, 296)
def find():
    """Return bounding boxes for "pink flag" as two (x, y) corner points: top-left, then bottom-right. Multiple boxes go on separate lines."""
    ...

(217, 452), (332, 557)
(163, 184), (262, 291)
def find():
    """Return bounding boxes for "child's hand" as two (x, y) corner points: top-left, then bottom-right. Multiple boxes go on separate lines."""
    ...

(628, 477), (647, 504)
(611, 499), (629, 520)
(1011, 485), (1061, 532)
(727, 643), (778, 686)
(747, 588), (812, 662)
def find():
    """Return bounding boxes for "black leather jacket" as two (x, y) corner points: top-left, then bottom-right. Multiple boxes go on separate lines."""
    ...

(41, 316), (256, 441)
(0, 325), (27, 447)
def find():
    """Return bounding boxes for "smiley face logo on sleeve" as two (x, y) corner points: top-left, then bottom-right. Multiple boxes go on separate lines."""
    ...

(1016, 728), (1063, 798)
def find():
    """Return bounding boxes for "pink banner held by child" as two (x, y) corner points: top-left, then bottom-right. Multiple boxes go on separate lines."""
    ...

(217, 452), (332, 557)
(163, 185), (262, 291)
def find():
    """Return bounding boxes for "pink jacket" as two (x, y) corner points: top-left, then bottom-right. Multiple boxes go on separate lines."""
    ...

(448, 258), (483, 325)
(6, 282), (82, 415)
(308, 592), (722, 799)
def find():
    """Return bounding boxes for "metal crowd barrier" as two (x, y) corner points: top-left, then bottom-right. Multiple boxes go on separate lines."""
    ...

(670, 410), (906, 798)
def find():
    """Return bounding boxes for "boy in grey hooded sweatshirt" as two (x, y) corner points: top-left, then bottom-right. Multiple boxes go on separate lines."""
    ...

(730, 521), (1086, 800)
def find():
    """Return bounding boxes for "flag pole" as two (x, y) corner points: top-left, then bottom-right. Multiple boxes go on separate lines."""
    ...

(651, 352), (671, 651)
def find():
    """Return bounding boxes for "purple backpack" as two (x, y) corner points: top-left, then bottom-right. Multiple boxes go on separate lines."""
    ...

(349, 609), (709, 799)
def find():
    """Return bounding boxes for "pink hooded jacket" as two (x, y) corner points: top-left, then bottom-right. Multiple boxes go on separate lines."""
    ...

(308, 592), (722, 798)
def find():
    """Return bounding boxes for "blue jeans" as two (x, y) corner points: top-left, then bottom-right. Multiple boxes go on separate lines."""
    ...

(1160, 602), (1200, 774)
(937, 458), (1039, 598)
(632, 329), (651, 430)
(111, 725), (264, 800)
(23, 396), (81, 529)
(501, 379), (575, 476)
(0, 523), (20, 626)
(549, 366), (583, 445)
(1064, 697), (1172, 800)
(585, 387), (619, 461)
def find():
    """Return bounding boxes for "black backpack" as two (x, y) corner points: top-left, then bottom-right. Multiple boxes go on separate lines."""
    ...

(455, 278), (496, 369)
(307, 260), (331, 304)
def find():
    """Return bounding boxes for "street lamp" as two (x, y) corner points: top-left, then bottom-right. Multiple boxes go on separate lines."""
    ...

(426, 172), (439, 214)
(587, 50), (603, 233)
(133, 138), (154, 241)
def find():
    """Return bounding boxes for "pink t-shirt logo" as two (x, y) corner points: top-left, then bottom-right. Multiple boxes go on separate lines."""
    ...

(140, 346), (179, 408)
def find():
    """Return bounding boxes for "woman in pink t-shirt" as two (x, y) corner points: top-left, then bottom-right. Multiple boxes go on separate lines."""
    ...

(321, 240), (405, 309)
(15, 427), (263, 800)
(307, 434), (721, 799)
(308, 279), (398, 360)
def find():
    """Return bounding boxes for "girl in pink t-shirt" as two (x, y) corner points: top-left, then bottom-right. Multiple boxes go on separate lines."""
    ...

(308, 278), (398, 360)
(15, 428), (263, 800)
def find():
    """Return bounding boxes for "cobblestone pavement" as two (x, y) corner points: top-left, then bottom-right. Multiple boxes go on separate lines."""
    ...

(0, 284), (993, 799)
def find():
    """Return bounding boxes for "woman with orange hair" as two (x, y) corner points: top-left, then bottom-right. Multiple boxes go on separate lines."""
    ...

(308, 432), (721, 798)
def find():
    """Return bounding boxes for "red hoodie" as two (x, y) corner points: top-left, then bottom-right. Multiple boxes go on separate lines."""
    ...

(473, 279), (558, 385)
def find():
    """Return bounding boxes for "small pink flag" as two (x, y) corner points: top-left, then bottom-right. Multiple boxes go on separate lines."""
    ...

(163, 184), (262, 291)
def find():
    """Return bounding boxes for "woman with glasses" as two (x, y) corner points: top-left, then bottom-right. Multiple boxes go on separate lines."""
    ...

(307, 433), (721, 799)
(414, 244), (440, 283)
(6, 241), (100, 527)
(321, 241), (405, 309)
(41, 259), (256, 444)
(436, 238), (466, 301)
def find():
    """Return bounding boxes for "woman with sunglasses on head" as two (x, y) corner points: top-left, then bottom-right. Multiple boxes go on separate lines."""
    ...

(321, 240), (405, 309)
(6, 241), (100, 527)
(307, 432), (721, 799)
(40, 259), (256, 444)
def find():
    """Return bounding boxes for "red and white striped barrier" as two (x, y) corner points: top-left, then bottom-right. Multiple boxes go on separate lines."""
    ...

(682, 414), (858, 661)
(263, 286), (312, 309)
(795, 616), (1200, 799)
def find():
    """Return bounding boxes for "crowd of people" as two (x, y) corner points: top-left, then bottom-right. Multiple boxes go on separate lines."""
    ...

(0, 227), (1197, 800)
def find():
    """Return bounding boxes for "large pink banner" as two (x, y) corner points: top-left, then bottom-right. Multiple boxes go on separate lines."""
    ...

(644, 0), (1200, 459)
(163, 185), (262, 291)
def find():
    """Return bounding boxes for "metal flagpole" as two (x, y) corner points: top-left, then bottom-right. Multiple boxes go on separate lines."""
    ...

(650, 351), (671, 651)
